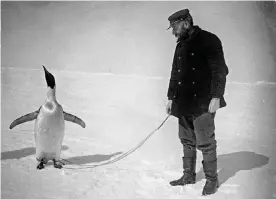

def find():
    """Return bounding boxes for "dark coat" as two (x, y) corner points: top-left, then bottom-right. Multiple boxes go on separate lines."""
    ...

(167, 26), (229, 118)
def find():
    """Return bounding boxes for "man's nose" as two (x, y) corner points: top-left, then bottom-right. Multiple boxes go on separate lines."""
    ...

(172, 28), (176, 34)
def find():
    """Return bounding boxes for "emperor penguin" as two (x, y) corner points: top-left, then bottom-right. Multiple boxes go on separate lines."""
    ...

(9, 66), (86, 170)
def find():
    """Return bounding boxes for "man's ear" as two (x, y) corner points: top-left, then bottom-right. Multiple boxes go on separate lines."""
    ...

(183, 20), (190, 29)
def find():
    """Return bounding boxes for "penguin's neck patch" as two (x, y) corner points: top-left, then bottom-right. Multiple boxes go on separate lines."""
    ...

(45, 101), (54, 110)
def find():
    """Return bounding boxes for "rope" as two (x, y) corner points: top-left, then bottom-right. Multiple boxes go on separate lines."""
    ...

(62, 114), (170, 170)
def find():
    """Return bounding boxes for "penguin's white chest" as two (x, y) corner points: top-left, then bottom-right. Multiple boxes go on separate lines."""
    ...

(34, 105), (65, 161)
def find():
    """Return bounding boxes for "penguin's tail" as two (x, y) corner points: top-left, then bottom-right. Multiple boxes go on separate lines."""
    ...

(9, 110), (39, 129)
(63, 111), (86, 128)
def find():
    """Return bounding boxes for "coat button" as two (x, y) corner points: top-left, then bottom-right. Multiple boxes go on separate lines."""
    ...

(178, 81), (181, 85)
(191, 53), (194, 56)
(192, 82), (195, 84)
(178, 57), (181, 60)
(192, 68), (195, 70)
(194, 94), (197, 97)
(178, 69), (181, 72)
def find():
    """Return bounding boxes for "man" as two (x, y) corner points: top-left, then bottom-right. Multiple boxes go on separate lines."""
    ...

(166, 9), (229, 196)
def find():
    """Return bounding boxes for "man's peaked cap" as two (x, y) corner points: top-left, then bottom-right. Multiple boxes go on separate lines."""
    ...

(167, 9), (191, 30)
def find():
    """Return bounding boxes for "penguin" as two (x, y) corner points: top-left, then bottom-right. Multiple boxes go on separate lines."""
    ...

(9, 66), (86, 170)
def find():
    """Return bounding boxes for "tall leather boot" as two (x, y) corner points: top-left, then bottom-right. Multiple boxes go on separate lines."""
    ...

(170, 157), (196, 186)
(202, 159), (219, 195)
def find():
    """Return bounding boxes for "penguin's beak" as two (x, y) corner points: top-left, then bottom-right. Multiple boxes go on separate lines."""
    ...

(42, 65), (56, 89)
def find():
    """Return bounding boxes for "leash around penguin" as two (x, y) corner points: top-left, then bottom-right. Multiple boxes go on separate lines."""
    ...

(61, 114), (171, 170)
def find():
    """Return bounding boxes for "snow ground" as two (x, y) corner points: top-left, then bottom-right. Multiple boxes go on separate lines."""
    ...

(1, 67), (276, 199)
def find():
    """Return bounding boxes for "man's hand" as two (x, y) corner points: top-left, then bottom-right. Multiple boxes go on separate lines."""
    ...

(208, 98), (220, 113)
(166, 100), (173, 115)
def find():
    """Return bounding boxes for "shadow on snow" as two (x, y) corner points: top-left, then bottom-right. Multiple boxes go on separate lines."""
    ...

(196, 151), (269, 185)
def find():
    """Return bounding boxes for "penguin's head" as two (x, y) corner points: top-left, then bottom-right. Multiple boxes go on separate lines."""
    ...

(42, 65), (56, 89)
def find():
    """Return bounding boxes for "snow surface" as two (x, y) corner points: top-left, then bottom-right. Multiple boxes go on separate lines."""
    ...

(1, 67), (276, 199)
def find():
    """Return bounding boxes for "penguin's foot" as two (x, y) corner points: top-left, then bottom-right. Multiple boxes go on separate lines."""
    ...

(37, 162), (45, 170)
(53, 159), (63, 169)
(36, 158), (47, 170)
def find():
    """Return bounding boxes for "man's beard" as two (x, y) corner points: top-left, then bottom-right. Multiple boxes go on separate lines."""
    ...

(174, 28), (189, 39)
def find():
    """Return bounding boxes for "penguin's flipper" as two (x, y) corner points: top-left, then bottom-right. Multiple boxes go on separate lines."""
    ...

(63, 111), (86, 128)
(9, 109), (40, 129)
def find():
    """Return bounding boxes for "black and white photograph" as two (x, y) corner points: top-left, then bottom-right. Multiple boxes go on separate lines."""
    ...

(1, 1), (276, 199)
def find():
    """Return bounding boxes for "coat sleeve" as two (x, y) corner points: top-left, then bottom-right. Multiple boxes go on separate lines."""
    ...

(167, 48), (178, 100)
(206, 34), (229, 98)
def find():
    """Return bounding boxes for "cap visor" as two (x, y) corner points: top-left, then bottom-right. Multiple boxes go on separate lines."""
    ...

(167, 26), (172, 30)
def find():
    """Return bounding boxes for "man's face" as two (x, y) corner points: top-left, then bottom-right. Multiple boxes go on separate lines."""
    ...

(171, 20), (189, 38)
